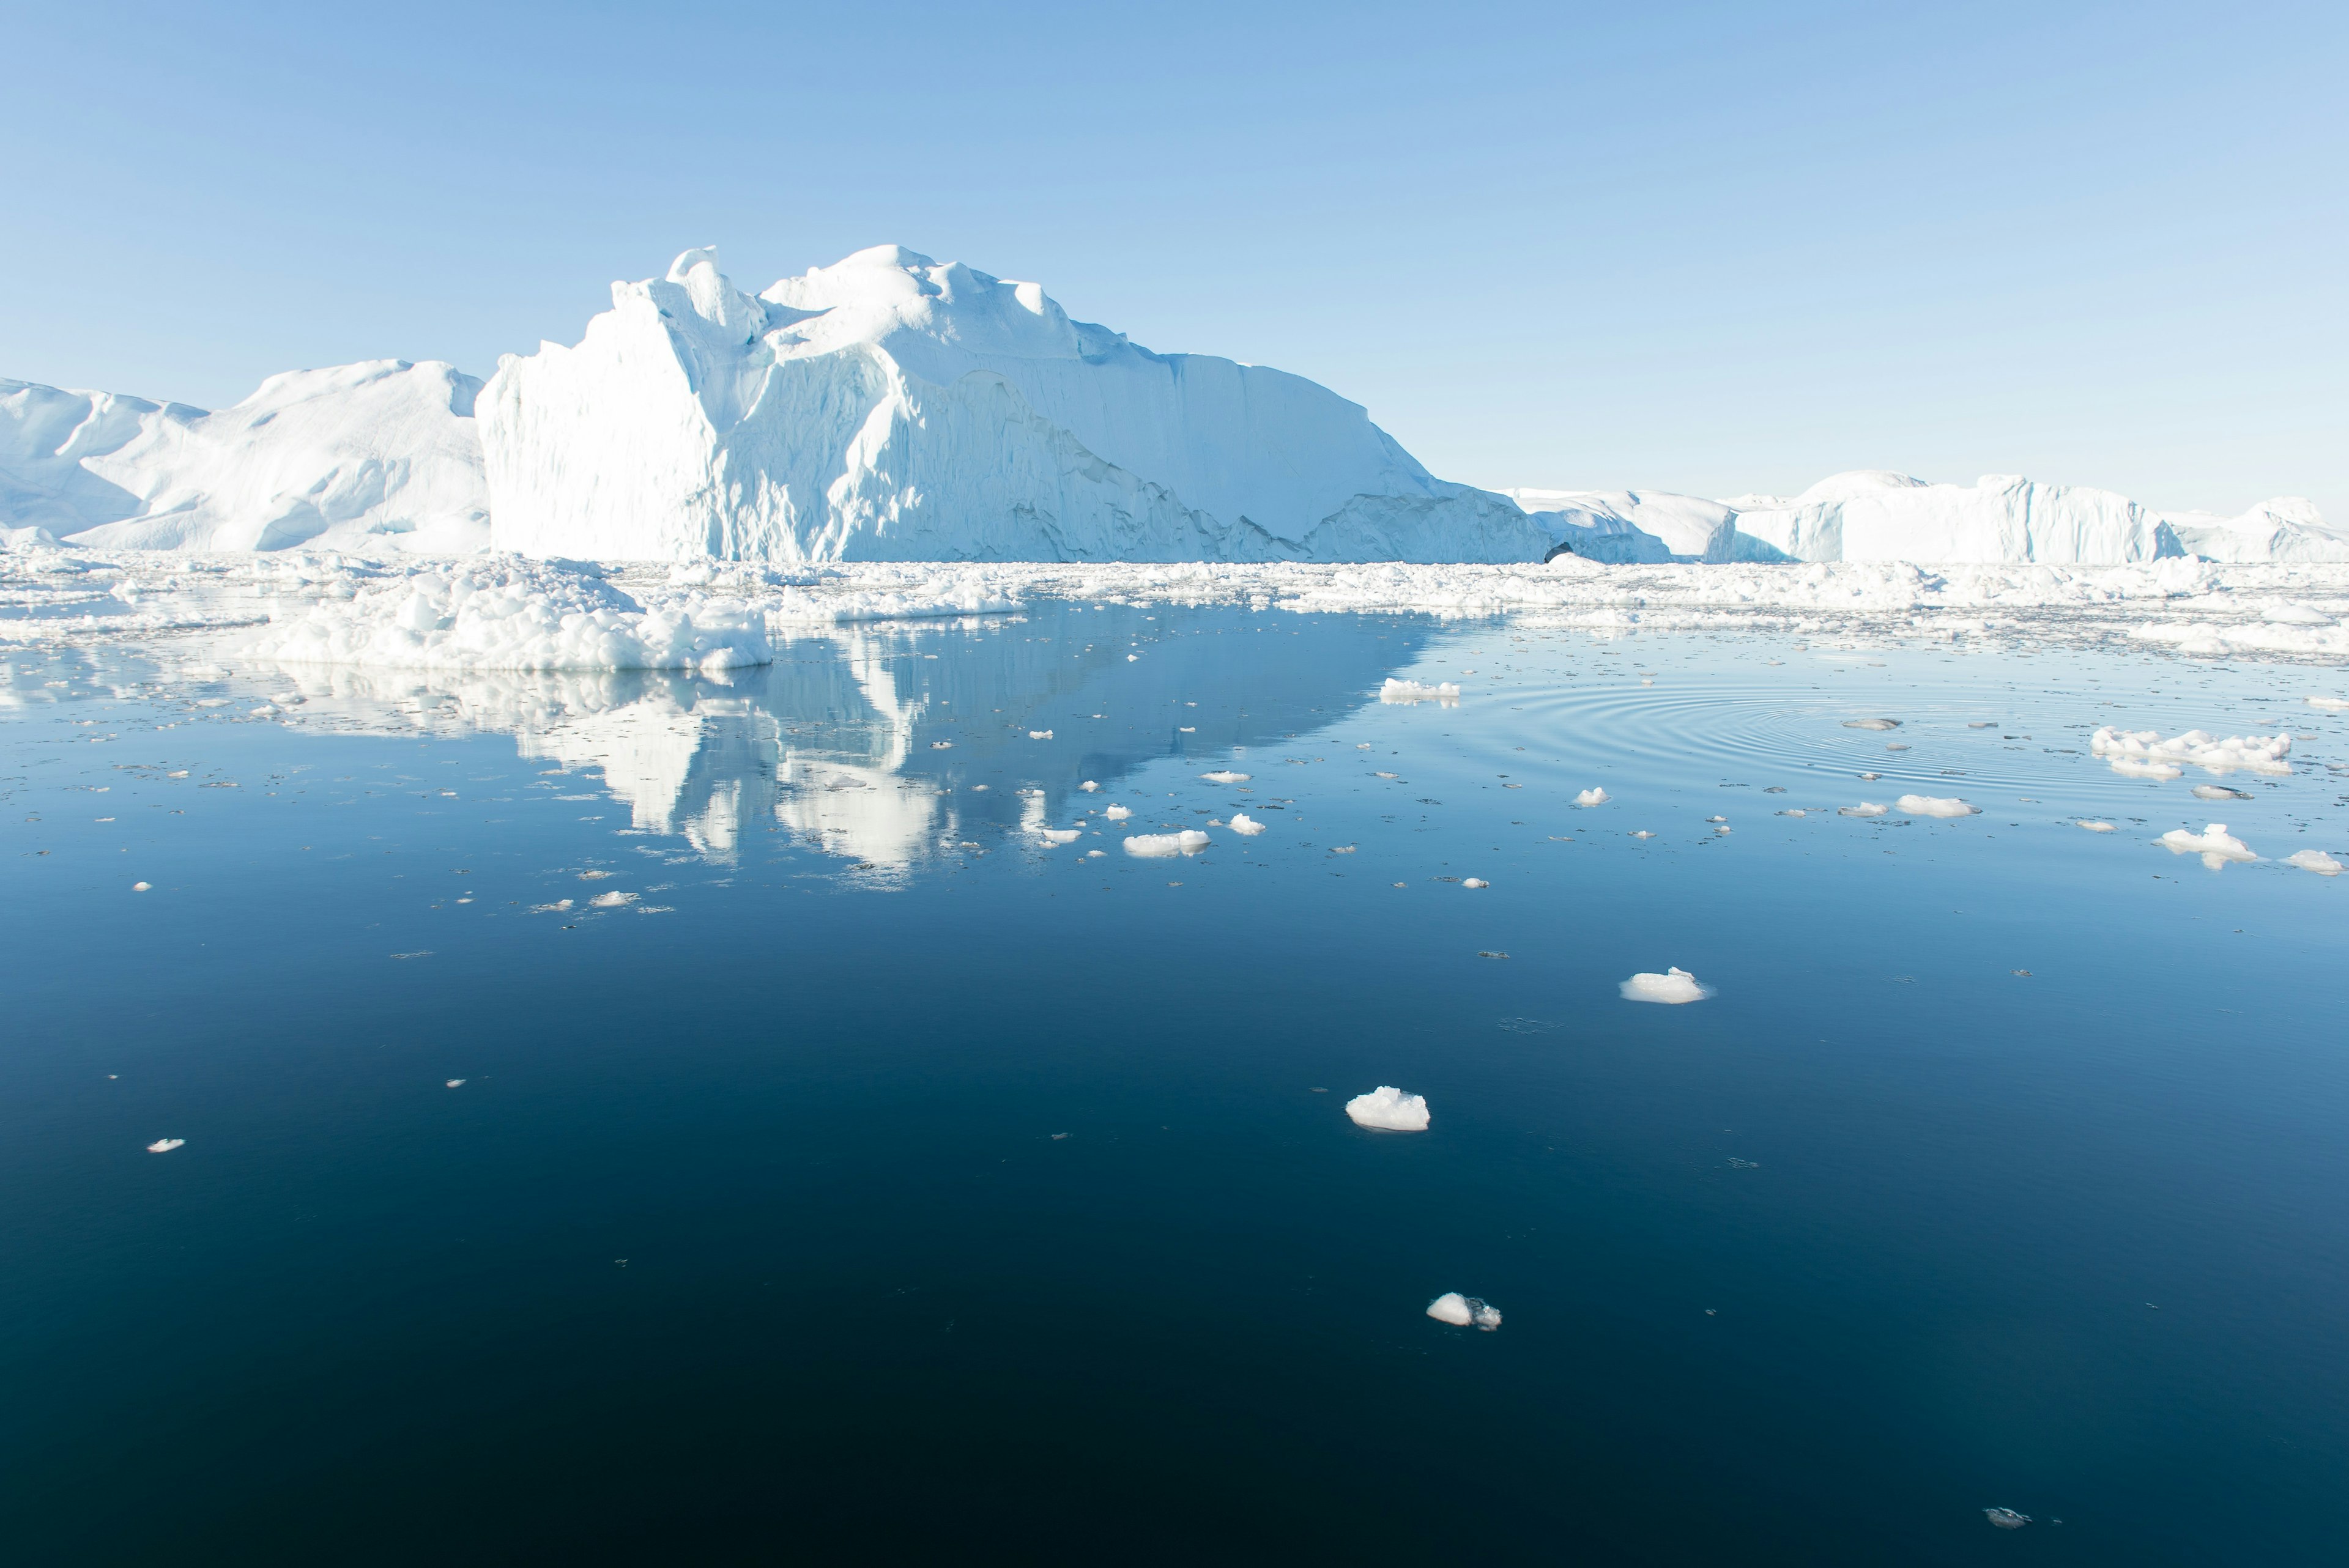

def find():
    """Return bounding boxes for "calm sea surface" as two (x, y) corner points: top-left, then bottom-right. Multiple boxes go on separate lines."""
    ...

(5, 603), (2346, 1564)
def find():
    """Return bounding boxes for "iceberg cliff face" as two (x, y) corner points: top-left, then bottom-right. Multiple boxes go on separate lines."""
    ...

(0, 361), (489, 553)
(480, 246), (1549, 564)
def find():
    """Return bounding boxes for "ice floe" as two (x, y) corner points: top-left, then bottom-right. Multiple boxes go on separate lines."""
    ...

(146, 1138), (184, 1153)
(2091, 726), (2291, 777)
(1839, 802), (1888, 817)
(1620, 967), (1713, 1004)
(1228, 813), (1267, 835)
(1346, 1085), (1431, 1131)
(2078, 819), (2117, 832)
(1200, 770), (1250, 783)
(2159, 823), (2258, 867)
(2192, 783), (2252, 801)
(1425, 1292), (1502, 1329)
(1123, 829), (1211, 857)
(1461, 877), (1489, 888)
(2309, 696), (2349, 711)
(1984, 1509), (2032, 1530)
(2285, 849), (2342, 876)
(1379, 678), (1461, 704)
(1842, 717), (1901, 730)
(1103, 804), (1133, 820)
(1573, 786), (1609, 806)
(1033, 827), (1082, 846)
(1895, 794), (1977, 818)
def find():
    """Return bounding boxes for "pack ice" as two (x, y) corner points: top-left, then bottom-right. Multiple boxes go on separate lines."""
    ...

(1, 363), (487, 553)
(480, 246), (1549, 564)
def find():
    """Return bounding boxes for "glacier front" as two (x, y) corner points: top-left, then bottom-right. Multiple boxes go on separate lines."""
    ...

(478, 246), (1550, 565)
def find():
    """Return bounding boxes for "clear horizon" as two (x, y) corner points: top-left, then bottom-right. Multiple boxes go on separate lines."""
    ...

(6, 0), (2342, 519)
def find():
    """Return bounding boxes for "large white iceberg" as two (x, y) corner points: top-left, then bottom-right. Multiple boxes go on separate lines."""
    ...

(1, 361), (488, 553)
(478, 246), (1550, 564)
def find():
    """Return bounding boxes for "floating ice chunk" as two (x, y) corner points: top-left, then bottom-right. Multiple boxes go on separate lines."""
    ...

(2078, 819), (2117, 832)
(1028, 729), (1053, 739)
(930, 740), (954, 749)
(2285, 849), (2343, 876)
(1895, 794), (1977, 818)
(1462, 877), (1489, 888)
(1332, 844), (1357, 853)
(2109, 756), (2182, 780)
(1104, 804), (1133, 820)
(132, 881), (151, 891)
(1573, 786), (1609, 806)
(1984, 1509), (2031, 1530)
(446, 1079), (466, 1088)
(2091, 726), (2291, 776)
(2307, 696), (2349, 711)
(589, 890), (638, 907)
(1426, 1292), (1502, 1329)
(1034, 827), (1082, 846)
(1127, 654), (1138, 661)
(1843, 718), (1901, 730)
(1840, 802), (1888, 817)
(1123, 830), (1211, 857)
(1380, 678), (1461, 704)
(1200, 770), (1250, 783)
(2192, 783), (2251, 801)
(1631, 829), (1655, 838)
(1228, 813), (1267, 835)
(1778, 808), (1807, 816)
(146, 1138), (184, 1153)
(1620, 967), (1712, 1003)
(1346, 1085), (1430, 1131)
(2159, 823), (2257, 866)
(1085, 848), (1105, 857)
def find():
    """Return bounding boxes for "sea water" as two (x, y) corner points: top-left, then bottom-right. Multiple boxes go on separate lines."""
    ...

(4, 602), (2346, 1564)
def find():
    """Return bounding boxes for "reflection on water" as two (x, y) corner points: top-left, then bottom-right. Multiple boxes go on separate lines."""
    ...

(231, 605), (1435, 868)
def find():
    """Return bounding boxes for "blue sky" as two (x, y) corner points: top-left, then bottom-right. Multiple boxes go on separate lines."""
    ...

(6, 0), (2343, 517)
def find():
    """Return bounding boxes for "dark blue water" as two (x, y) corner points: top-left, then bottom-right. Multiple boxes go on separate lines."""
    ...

(5, 605), (2346, 1564)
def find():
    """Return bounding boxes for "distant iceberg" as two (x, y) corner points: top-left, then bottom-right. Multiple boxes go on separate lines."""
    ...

(1, 363), (488, 553)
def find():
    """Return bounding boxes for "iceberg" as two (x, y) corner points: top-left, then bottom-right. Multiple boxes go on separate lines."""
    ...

(480, 246), (1550, 565)
(2, 362), (488, 552)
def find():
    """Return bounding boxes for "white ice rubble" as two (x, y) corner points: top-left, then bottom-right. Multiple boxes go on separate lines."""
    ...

(1620, 967), (1713, 1004)
(2090, 727), (2293, 778)
(1345, 1085), (1431, 1131)
(2159, 823), (2258, 868)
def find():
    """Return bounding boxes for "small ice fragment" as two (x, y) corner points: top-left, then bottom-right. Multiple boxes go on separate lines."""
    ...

(2091, 726), (2291, 777)
(1086, 849), (1105, 857)
(146, 1138), (184, 1153)
(577, 870), (614, 881)
(1858, 771), (1880, 780)
(1984, 1509), (2031, 1529)
(1844, 718), (1901, 730)
(1461, 877), (1489, 888)
(1126, 654), (1138, 661)
(1620, 967), (1713, 1004)
(2078, 820), (2117, 832)
(1777, 808), (1806, 816)
(1331, 844), (1356, 853)
(1028, 730), (1053, 739)
(1896, 794), (1977, 818)
(1178, 726), (1195, 733)
(1380, 678), (1461, 704)
(1228, 813), (1267, 835)
(2285, 849), (2342, 876)
(2192, 784), (2250, 801)
(1123, 830), (1211, 857)
(589, 890), (637, 907)
(1356, 743), (1373, 749)
(132, 881), (151, 891)
(1375, 771), (1400, 779)
(1706, 815), (1726, 823)
(2307, 696), (2349, 711)
(2158, 823), (2257, 864)
(1034, 827), (1082, 845)
(1573, 787), (1609, 806)
(1425, 1292), (1502, 1329)
(1839, 802), (1888, 817)
(930, 740), (954, 749)
(446, 1079), (466, 1088)
(1347, 1086), (1430, 1131)
(1631, 830), (1655, 838)
(1104, 804), (1133, 820)
(1200, 771), (1250, 783)
(1078, 780), (1098, 791)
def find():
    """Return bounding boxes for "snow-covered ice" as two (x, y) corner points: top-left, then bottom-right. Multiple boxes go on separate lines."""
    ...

(1461, 877), (1489, 888)
(1573, 786), (1609, 806)
(2159, 823), (2258, 866)
(1425, 1292), (1502, 1329)
(1895, 794), (1977, 818)
(1228, 813), (1267, 835)
(146, 1138), (184, 1153)
(2091, 727), (2291, 777)
(2284, 849), (2342, 876)
(1123, 830), (1210, 857)
(1379, 677), (1461, 704)
(1620, 967), (1713, 1003)
(1200, 770), (1249, 783)
(2079, 820), (2118, 832)
(1345, 1085), (1430, 1131)
(1840, 802), (1888, 817)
